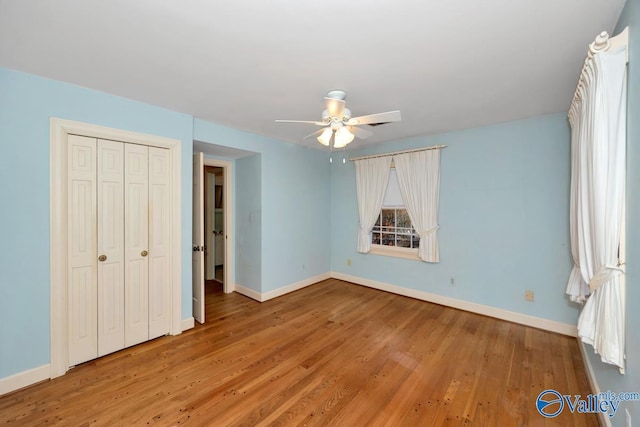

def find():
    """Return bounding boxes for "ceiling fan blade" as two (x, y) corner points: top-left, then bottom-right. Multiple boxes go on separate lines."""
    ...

(350, 126), (373, 139)
(303, 128), (328, 139)
(347, 110), (401, 125)
(275, 119), (326, 125)
(324, 97), (345, 118)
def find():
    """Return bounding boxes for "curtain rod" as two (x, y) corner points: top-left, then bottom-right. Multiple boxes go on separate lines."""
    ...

(569, 27), (629, 115)
(349, 144), (446, 162)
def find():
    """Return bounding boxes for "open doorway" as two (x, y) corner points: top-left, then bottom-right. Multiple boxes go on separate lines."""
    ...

(204, 166), (224, 290)
(193, 141), (255, 325)
(202, 157), (232, 298)
(193, 153), (233, 325)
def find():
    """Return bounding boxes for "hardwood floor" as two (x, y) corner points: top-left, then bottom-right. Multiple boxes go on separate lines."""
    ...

(1, 279), (597, 426)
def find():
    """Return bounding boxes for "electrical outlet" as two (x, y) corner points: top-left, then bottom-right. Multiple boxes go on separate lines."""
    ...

(525, 290), (534, 302)
(449, 277), (455, 286)
(346, 258), (352, 267)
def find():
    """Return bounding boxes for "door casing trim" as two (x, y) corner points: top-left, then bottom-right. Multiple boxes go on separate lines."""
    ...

(50, 118), (182, 378)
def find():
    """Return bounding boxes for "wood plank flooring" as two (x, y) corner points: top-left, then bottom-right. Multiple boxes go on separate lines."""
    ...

(0, 279), (598, 426)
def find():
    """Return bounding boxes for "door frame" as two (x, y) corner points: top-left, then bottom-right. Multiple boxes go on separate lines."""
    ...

(203, 157), (233, 294)
(50, 118), (182, 378)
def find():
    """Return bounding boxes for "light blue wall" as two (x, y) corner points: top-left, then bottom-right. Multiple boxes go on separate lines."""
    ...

(235, 154), (262, 292)
(194, 119), (332, 293)
(0, 68), (194, 378)
(331, 113), (580, 324)
(583, 2), (640, 425)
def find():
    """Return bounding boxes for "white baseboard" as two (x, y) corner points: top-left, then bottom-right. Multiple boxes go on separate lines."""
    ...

(577, 339), (611, 427)
(331, 271), (577, 337)
(234, 272), (332, 303)
(0, 364), (50, 396)
(181, 317), (195, 332)
(233, 271), (576, 337)
(2, 316), (194, 396)
(261, 272), (331, 301)
(234, 283), (263, 301)
(0, 273), (580, 398)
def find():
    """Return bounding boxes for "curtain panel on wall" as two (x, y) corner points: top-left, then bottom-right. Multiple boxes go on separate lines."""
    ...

(394, 150), (441, 262)
(354, 147), (442, 262)
(566, 47), (627, 372)
(355, 156), (392, 253)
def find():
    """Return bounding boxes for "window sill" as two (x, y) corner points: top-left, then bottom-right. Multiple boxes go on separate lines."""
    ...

(369, 244), (420, 261)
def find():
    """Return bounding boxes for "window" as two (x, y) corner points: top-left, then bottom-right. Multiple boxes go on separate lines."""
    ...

(355, 148), (441, 262)
(372, 208), (420, 248)
(370, 168), (420, 258)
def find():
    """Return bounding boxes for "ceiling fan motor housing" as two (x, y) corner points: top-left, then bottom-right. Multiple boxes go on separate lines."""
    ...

(326, 89), (346, 100)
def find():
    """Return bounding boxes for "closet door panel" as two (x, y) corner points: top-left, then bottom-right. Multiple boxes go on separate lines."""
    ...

(97, 139), (125, 357)
(125, 144), (150, 347)
(68, 135), (98, 366)
(148, 147), (171, 339)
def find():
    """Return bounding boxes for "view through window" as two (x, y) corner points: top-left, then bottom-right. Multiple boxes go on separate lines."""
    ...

(372, 208), (420, 248)
(371, 169), (420, 249)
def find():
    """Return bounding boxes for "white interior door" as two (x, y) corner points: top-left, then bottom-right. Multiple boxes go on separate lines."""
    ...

(124, 143), (149, 347)
(148, 147), (171, 338)
(69, 138), (172, 365)
(68, 135), (98, 366)
(96, 139), (125, 357)
(192, 152), (205, 323)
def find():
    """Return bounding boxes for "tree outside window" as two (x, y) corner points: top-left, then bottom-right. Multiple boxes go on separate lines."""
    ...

(372, 207), (420, 248)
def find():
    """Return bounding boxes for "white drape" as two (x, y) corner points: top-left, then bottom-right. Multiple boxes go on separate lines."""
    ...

(566, 47), (627, 372)
(394, 150), (441, 262)
(566, 80), (588, 303)
(355, 156), (392, 253)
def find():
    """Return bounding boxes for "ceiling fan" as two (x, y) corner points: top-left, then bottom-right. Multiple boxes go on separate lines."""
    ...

(275, 90), (401, 148)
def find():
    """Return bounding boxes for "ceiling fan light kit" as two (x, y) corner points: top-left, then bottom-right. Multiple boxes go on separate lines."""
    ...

(276, 90), (401, 149)
(333, 127), (355, 148)
(317, 128), (333, 146)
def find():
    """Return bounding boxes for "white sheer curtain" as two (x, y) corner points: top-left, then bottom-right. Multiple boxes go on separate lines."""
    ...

(355, 156), (392, 253)
(566, 47), (627, 372)
(394, 150), (441, 262)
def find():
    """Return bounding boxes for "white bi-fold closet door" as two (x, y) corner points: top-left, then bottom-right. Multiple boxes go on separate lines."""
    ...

(68, 135), (171, 366)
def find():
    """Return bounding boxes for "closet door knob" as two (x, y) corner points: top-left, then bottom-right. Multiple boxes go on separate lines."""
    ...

(141, 250), (148, 257)
(98, 255), (107, 262)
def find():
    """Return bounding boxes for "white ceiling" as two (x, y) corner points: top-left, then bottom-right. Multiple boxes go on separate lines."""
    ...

(0, 0), (627, 150)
